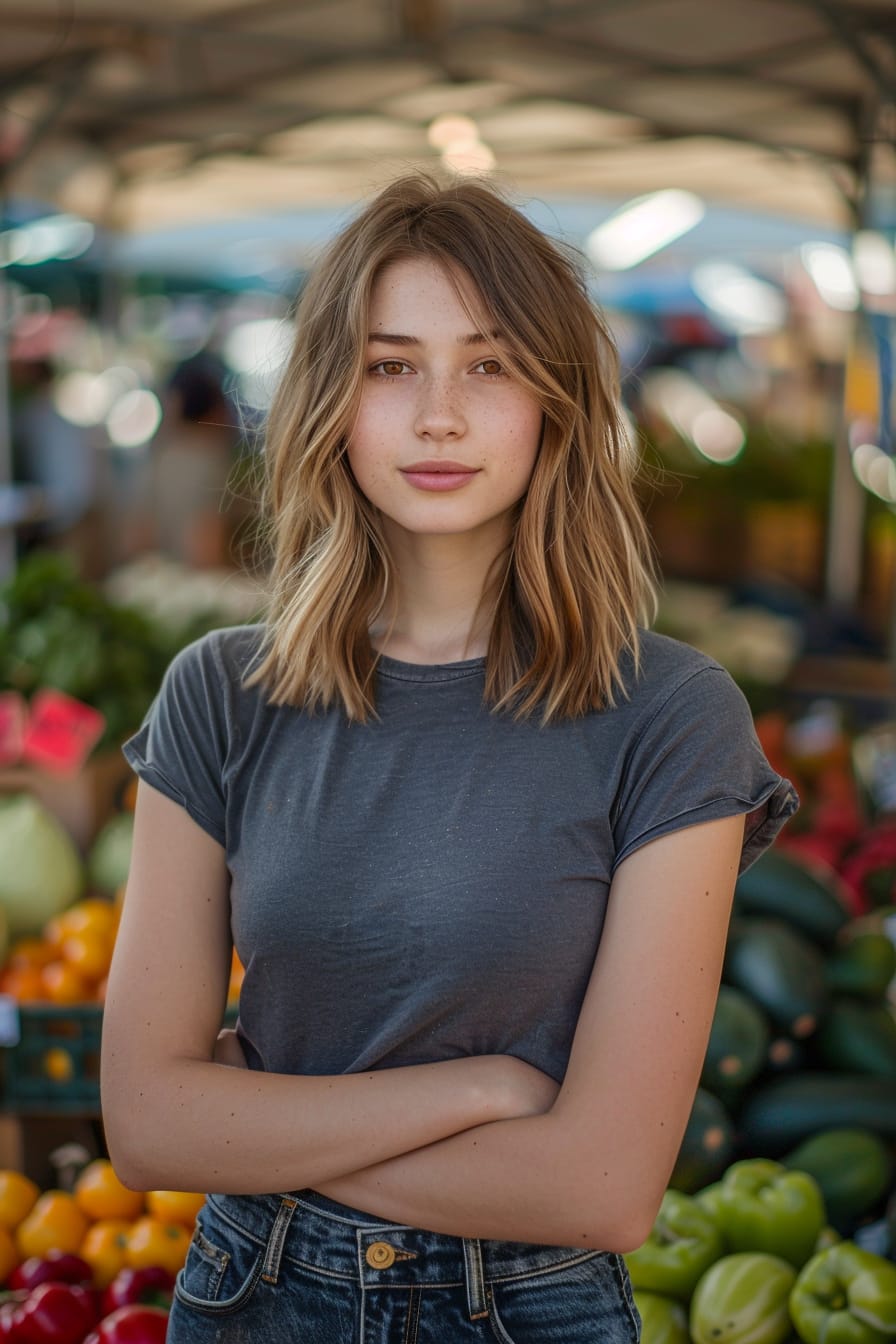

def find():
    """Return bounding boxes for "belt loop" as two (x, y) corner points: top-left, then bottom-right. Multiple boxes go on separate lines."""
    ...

(462, 1238), (489, 1320)
(261, 1197), (298, 1285)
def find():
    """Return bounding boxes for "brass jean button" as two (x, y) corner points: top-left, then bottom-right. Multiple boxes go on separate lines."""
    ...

(366, 1241), (396, 1269)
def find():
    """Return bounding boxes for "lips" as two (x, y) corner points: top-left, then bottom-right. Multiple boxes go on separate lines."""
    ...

(399, 461), (480, 492)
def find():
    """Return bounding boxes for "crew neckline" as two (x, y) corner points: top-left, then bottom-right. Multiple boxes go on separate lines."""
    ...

(374, 651), (487, 682)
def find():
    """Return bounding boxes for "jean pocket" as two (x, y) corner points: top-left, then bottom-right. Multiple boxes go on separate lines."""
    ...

(174, 1203), (264, 1315)
(488, 1252), (641, 1344)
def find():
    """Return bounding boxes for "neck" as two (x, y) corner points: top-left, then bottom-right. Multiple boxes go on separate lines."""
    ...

(371, 522), (510, 664)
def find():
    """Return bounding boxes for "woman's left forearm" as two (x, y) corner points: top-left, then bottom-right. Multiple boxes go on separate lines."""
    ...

(313, 1109), (639, 1252)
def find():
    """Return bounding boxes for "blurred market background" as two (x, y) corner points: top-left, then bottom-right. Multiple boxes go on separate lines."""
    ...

(2, 4), (896, 1334)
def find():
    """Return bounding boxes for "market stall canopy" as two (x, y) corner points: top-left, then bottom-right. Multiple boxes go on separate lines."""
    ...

(0, 0), (894, 233)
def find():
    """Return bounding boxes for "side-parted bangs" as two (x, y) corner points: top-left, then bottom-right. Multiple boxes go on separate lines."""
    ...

(243, 172), (660, 724)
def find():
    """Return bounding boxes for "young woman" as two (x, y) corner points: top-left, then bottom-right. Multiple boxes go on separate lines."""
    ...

(101, 173), (799, 1343)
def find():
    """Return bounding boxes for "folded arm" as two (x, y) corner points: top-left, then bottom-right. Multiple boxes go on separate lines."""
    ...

(312, 813), (745, 1250)
(101, 782), (557, 1194)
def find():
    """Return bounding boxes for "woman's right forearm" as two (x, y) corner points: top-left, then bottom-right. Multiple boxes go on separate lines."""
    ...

(101, 1050), (546, 1195)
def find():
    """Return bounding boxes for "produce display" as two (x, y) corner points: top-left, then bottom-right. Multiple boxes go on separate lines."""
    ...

(633, 705), (896, 1342)
(626, 1158), (896, 1344)
(0, 552), (263, 756)
(1, 554), (895, 1344)
(671, 841), (896, 1215)
(0, 1160), (205, 1341)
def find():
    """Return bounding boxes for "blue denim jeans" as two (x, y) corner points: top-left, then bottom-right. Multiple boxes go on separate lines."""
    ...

(167, 1188), (642, 1342)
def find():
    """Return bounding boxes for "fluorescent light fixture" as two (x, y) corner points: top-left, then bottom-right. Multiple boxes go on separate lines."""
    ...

(641, 368), (745, 463)
(54, 366), (140, 427)
(691, 261), (787, 334)
(427, 115), (479, 150)
(800, 243), (859, 310)
(852, 440), (896, 503)
(585, 190), (705, 271)
(441, 140), (495, 176)
(106, 389), (163, 449)
(222, 318), (292, 375)
(852, 230), (896, 298)
(690, 407), (745, 463)
(6, 215), (95, 266)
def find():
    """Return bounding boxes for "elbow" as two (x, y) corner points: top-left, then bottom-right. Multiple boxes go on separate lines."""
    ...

(101, 1114), (152, 1193)
(562, 1163), (662, 1254)
(100, 1074), (169, 1192)
(597, 1186), (663, 1255)
(605, 1216), (655, 1255)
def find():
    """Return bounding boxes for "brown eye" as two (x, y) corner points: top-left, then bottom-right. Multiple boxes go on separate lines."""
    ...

(477, 359), (503, 376)
(377, 360), (407, 376)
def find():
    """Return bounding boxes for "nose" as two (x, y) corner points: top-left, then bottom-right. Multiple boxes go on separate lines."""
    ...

(413, 376), (467, 440)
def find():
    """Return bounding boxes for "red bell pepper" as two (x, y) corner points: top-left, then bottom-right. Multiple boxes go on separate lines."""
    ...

(12, 1281), (99, 1344)
(0, 1299), (23, 1340)
(82, 1305), (169, 1344)
(8, 1255), (92, 1293)
(101, 1268), (174, 1317)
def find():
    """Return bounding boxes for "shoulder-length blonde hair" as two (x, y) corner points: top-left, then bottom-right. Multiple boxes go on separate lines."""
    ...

(244, 171), (660, 725)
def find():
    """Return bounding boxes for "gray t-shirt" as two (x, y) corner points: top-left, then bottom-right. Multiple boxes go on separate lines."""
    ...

(122, 624), (799, 1083)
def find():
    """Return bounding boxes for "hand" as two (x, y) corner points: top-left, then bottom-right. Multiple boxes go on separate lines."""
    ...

(213, 1027), (248, 1069)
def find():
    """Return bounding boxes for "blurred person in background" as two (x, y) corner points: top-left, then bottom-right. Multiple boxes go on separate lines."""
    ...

(136, 351), (242, 570)
(11, 356), (104, 578)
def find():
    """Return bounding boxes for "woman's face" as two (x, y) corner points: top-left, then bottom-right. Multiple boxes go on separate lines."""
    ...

(347, 256), (543, 546)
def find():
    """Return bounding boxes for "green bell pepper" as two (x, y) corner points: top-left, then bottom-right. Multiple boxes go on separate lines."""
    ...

(789, 1242), (896, 1344)
(633, 1290), (691, 1344)
(691, 1252), (797, 1344)
(625, 1189), (726, 1301)
(715, 1158), (826, 1268)
(815, 1227), (843, 1253)
(695, 1181), (728, 1230)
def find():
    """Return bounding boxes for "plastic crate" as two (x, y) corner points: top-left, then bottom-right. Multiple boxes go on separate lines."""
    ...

(0, 1005), (103, 1114)
(0, 1002), (240, 1115)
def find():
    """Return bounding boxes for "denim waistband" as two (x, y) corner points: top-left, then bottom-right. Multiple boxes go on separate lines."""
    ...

(204, 1188), (602, 1301)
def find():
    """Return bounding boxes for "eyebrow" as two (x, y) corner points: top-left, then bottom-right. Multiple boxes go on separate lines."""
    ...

(367, 330), (502, 347)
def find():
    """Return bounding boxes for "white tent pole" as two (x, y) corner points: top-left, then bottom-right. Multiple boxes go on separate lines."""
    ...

(824, 415), (866, 610)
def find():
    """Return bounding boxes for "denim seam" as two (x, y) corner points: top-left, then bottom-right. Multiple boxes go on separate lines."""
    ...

(463, 1238), (489, 1320)
(261, 1197), (298, 1285)
(296, 1194), (412, 1233)
(612, 1252), (642, 1342)
(173, 1255), (265, 1316)
(204, 1195), (268, 1249)
(485, 1294), (517, 1344)
(282, 1252), (362, 1282)
(486, 1248), (601, 1284)
(403, 1285), (421, 1344)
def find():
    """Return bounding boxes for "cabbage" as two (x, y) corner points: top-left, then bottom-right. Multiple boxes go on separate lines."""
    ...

(88, 813), (134, 893)
(0, 794), (84, 937)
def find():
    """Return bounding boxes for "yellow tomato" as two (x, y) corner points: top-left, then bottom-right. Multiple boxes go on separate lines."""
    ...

(0, 1223), (18, 1286)
(0, 966), (46, 1002)
(16, 1190), (89, 1259)
(0, 1171), (39, 1230)
(60, 930), (114, 983)
(74, 1159), (145, 1222)
(7, 939), (56, 971)
(43, 1049), (75, 1084)
(145, 1190), (206, 1227)
(61, 899), (120, 941)
(79, 1219), (131, 1287)
(40, 961), (90, 1004)
(125, 1216), (192, 1275)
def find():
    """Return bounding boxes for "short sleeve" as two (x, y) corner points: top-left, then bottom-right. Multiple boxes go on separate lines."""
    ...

(121, 634), (228, 846)
(612, 666), (799, 877)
